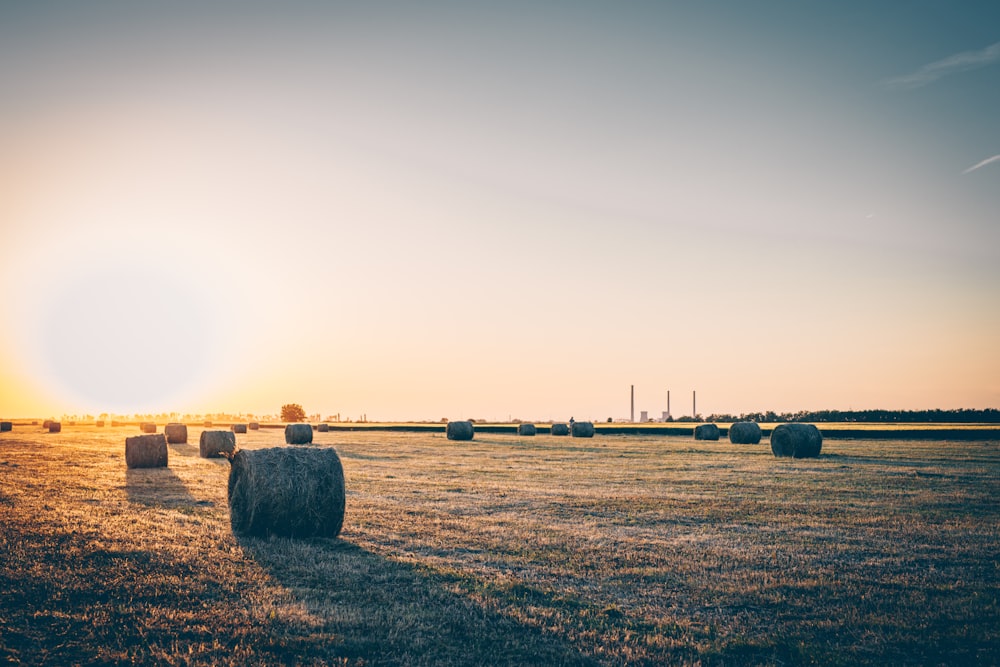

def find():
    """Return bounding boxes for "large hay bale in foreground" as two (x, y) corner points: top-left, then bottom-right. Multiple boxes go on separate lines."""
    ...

(770, 423), (823, 458)
(517, 423), (536, 436)
(164, 423), (188, 444)
(48, 422), (62, 433)
(228, 446), (346, 538)
(446, 420), (474, 440)
(249, 422), (260, 430)
(729, 421), (762, 444)
(571, 421), (595, 438)
(231, 423), (248, 434)
(140, 422), (157, 434)
(125, 434), (168, 469)
(694, 423), (720, 441)
(285, 423), (313, 445)
(551, 423), (570, 436)
(0, 421), (12, 432)
(317, 423), (330, 432)
(200, 430), (236, 458)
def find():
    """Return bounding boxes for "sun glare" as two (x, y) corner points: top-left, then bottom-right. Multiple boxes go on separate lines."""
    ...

(30, 263), (219, 413)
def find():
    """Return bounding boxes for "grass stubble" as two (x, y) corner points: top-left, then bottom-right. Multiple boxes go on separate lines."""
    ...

(0, 426), (997, 665)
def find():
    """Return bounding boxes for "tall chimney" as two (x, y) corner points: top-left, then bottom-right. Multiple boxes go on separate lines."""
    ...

(630, 385), (635, 423)
(693, 390), (697, 419)
(667, 390), (671, 418)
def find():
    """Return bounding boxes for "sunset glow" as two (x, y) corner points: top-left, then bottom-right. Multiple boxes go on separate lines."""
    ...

(2, 3), (998, 420)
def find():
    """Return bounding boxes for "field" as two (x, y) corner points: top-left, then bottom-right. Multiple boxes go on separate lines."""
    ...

(1, 426), (998, 665)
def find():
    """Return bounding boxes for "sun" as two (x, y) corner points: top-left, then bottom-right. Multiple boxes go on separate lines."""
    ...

(32, 261), (220, 413)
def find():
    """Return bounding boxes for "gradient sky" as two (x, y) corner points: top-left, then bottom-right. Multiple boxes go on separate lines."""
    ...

(2, 1), (998, 421)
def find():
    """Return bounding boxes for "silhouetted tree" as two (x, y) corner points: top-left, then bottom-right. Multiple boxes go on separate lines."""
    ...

(281, 403), (307, 422)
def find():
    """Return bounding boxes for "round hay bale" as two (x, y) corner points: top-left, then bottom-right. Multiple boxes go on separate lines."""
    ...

(48, 421), (62, 433)
(571, 421), (595, 438)
(42, 420), (52, 430)
(125, 434), (168, 469)
(111, 420), (122, 427)
(1, 421), (12, 432)
(204, 421), (213, 427)
(729, 421), (762, 444)
(249, 422), (260, 430)
(164, 423), (188, 444)
(285, 423), (314, 445)
(317, 423), (330, 432)
(694, 423), (720, 441)
(517, 423), (536, 436)
(95, 420), (105, 427)
(200, 430), (236, 458)
(771, 423), (823, 458)
(140, 422), (157, 434)
(551, 423), (570, 436)
(446, 420), (474, 441)
(231, 423), (248, 434)
(228, 446), (345, 538)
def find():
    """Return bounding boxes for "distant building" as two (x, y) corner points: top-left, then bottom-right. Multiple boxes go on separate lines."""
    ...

(640, 411), (648, 422)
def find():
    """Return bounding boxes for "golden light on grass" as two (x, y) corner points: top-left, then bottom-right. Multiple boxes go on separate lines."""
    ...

(0, 424), (997, 664)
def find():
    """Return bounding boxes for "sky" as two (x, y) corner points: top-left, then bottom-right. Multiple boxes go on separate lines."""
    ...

(1, 1), (998, 421)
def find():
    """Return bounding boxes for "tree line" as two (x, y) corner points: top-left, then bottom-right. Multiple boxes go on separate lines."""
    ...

(700, 408), (1000, 424)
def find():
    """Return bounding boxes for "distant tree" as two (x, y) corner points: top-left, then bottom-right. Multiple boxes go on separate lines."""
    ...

(281, 403), (307, 422)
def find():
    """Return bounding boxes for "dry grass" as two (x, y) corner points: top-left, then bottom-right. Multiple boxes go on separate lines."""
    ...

(1, 425), (998, 665)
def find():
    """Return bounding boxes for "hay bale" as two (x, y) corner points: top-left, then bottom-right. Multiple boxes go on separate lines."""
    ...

(446, 420), (474, 441)
(551, 423), (570, 436)
(200, 430), (236, 458)
(228, 446), (345, 538)
(232, 423), (248, 434)
(694, 423), (720, 441)
(95, 420), (105, 427)
(140, 422), (157, 434)
(0, 421), (12, 432)
(571, 421), (595, 438)
(317, 423), (330, 432)
(125, 434), (168, 469)
(42, 420), (52, 430)
(285, 423), (313, 445)
(729, 421), (762, 444)
(517, 423), (536, 436)
(164, 423), (188, 444)
(771, 423), (823, 458)
(48, 421), (62, 433)
(249, 422), (260, 430)
(111, 420), (122, 427)
(204, 421), (213, 427)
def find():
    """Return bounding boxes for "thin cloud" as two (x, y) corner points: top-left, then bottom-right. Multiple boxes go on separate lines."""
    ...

(962, 154), (1000, 174)
(883, 41), (1000, 90)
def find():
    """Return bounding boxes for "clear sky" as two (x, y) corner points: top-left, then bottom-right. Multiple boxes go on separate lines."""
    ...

(2, 1), (998, 421)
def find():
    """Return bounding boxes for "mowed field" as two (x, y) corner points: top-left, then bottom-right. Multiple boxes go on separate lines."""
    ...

(1, 426), (998, 666)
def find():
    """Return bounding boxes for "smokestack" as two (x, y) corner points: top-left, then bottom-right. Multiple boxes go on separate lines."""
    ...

(693, 390), (697, 419)
(667, 390), (671, 418)
(630, 385), (635, 423)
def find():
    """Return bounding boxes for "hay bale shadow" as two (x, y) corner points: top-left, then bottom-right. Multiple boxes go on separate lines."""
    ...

(239, 536), (597, 666)
(125, 468), (202, 509)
